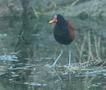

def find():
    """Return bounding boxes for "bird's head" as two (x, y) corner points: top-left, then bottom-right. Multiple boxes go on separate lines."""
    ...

(49, 14), (65, 24)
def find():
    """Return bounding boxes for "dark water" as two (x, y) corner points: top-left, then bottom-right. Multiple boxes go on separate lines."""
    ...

(0, 67), (106, 90)
(0, 15), (106, 90)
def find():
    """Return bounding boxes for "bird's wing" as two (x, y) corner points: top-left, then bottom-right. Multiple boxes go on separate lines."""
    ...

(67, 21), (75, 41)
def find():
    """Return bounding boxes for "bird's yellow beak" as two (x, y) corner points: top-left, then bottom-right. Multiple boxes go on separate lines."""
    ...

(49, 20), (54, 24)
(49, 19), (57, 24)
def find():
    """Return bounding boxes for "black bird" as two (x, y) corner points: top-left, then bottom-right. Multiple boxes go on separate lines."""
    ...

(49, 14), (75, 66)
(49, 14), (75, 45)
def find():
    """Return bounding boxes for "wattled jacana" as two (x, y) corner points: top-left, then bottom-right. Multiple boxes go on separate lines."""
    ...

(49, 14), (75, 67)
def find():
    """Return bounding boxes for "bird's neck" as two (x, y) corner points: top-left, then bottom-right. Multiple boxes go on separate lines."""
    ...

(57, 19), (67, 25)
(56, 21), (67, 28)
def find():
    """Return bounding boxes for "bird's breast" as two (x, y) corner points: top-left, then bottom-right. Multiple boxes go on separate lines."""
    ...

(53, 24), (72, 45)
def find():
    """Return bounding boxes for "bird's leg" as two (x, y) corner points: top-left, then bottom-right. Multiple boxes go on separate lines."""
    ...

(51, 49), (63, 67)
(69, 50), (71, 66)
(68, 45), (71, 66)
(67, 46), (72, 83)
